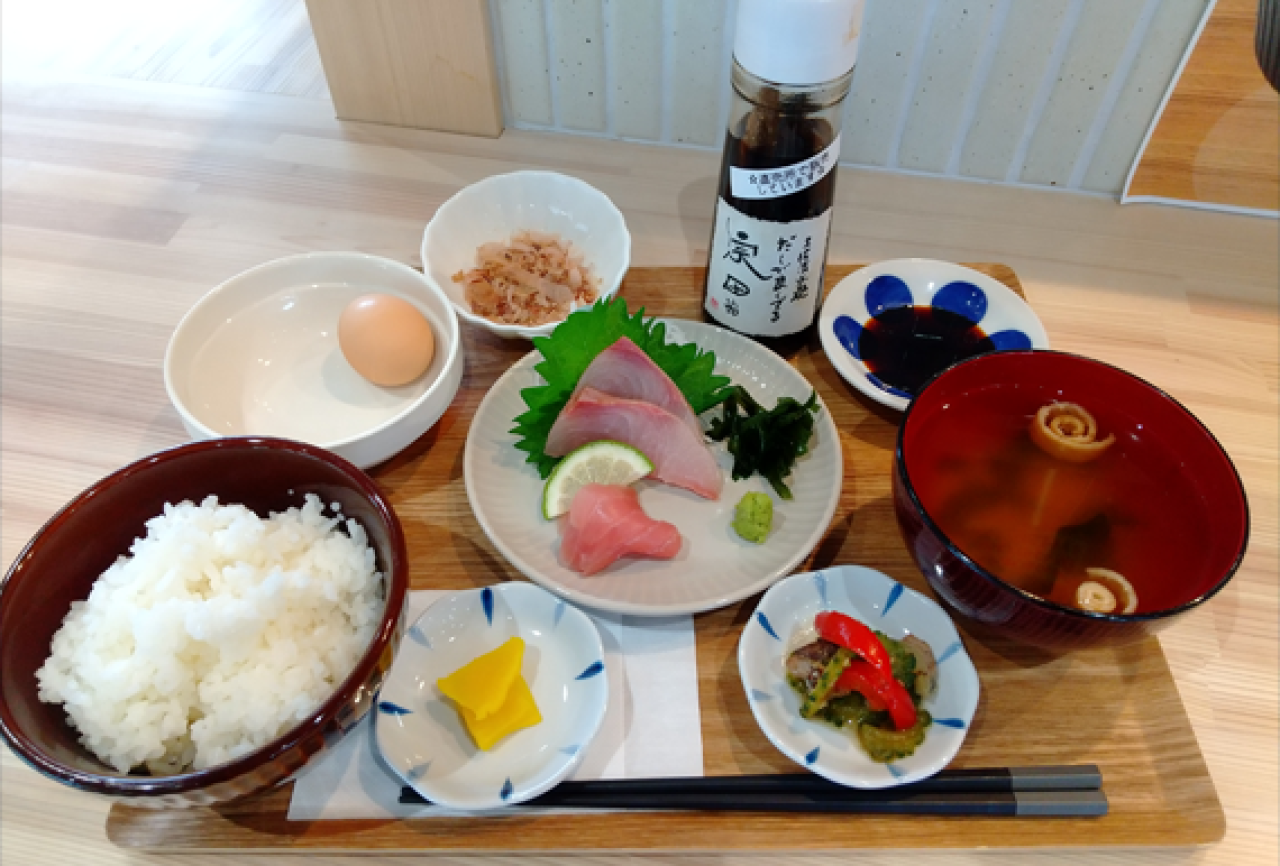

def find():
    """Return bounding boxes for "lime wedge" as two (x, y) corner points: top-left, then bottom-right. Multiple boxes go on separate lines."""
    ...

(542, 440), (655, 519)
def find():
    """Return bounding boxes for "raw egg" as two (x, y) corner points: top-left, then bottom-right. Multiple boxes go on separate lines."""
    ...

(338, 293), (435, 386)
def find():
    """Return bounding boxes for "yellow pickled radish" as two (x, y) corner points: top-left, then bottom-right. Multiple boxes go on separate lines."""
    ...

(436, 636), (525, 721)
(460, 674), (543, 751)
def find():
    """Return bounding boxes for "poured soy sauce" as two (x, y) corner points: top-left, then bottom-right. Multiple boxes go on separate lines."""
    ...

(860, 306), (995, 395)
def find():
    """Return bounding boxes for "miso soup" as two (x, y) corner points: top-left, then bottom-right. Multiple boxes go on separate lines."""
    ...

(907, 391), (1211, 614)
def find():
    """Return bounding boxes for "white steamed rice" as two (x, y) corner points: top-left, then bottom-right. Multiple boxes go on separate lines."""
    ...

(36, 493), (384, 774)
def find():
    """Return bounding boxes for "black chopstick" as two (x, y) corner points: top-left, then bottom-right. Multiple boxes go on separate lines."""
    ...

(523, 788), (1108, 817)
(397, 765), (1107, 817)
(538, 765), (1103, 796)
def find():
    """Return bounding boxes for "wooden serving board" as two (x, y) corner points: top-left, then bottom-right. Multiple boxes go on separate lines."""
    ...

(107, 265), (1224, 852)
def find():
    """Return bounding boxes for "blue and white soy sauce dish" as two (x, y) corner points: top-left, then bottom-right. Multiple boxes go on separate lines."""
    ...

(738, 564), (980, 789)
(374, 582), (608, 810)
(818, 258), (1049, 412)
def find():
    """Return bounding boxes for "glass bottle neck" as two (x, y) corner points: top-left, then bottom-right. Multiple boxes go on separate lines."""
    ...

(730, 60), (853, 114)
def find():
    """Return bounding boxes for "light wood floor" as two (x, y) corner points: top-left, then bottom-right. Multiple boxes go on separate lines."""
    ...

(1, 3), (1278, 866)
(3, 0), (329, 98)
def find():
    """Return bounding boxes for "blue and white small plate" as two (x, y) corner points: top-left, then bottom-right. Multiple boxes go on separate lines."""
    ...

(373, 582), (608, 810)
(819, 258), (1049, 411)
(738, 565), (980, 789)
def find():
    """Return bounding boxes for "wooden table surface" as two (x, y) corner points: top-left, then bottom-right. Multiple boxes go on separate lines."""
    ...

(2, 77), (1276, 865)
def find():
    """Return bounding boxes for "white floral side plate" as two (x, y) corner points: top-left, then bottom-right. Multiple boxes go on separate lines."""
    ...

(373, 582), (608, 809)
(819, 258), (1049, 412)
(738, 565), (980, 789)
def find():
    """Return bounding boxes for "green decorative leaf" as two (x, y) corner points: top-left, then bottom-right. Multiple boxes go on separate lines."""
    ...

(510, 298), (734, 478)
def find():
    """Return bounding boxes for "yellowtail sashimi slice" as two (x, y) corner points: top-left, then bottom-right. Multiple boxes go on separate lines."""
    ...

(570, 336), (704, 439)
(545, 387), (724, 500)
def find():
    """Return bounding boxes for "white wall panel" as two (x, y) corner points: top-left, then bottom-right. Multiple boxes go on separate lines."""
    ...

(609, 0), (664, 140)
(493, 0), (553, 125)
(1080, 0), (1206, 192)
(897, 0), (1000, 173)
(1064, 0), (1161, 189)
(493, 0), (1212, 196)
(549, 0), (606, 131)
(957, 0), (1075, 181)
(1019, 0), (1148, 187)
(842, 0), (932, 167)
(667, 0), (730, 146)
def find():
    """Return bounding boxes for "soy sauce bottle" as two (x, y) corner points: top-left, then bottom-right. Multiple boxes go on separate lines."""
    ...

(703, 0), (863, 357)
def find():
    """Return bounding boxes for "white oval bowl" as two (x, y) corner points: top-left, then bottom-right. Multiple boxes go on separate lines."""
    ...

(819, 258), (1049, 412)
(374, 583), (608, 810)
(739, 564), (980, 789)
(164, 252), (463, 469)
(421, 171), (631, 340)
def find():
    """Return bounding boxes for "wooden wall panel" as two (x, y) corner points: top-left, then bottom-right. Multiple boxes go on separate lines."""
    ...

(305, 0), (504, 136)
(1125, 0), (1280, 214)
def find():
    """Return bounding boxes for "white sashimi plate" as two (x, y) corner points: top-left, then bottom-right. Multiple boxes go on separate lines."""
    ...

(464, 319), (843, 616)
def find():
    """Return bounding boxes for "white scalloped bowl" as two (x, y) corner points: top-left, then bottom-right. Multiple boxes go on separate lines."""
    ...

(373, 582), (608, 810)
(819, 258), (1049, 412)
(420, 171), (630, 340)
(739, 564), (980, 789)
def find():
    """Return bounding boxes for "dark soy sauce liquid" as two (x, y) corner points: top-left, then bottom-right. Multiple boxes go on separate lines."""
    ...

(703, 112), (837, 358)
(859, 306), (995, 394)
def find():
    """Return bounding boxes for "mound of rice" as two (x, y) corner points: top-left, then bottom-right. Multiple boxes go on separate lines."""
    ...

(36, 494), (383, 775)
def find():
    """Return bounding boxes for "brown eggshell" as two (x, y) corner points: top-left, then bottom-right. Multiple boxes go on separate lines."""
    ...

(338, 294), (435, 387)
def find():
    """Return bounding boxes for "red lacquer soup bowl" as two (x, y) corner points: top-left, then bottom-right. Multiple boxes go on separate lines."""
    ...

(893, 350), (1248, 651)
(0, 437), (408, 807)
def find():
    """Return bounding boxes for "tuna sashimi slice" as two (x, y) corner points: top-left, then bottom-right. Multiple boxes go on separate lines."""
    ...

(572, 336), (703, 438)
(545, 387), (724, 499)
(560, 484), (682, 575)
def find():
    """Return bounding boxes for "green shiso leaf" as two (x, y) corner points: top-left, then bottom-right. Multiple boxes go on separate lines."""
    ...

(510, 297), (734, 478)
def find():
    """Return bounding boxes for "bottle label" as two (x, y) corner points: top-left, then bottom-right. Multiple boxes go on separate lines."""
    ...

(704, 197), (831, 337)
(728, 134), (841, 200)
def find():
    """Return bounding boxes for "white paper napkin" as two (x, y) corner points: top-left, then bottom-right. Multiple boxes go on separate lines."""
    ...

(287, 590), (703, 820)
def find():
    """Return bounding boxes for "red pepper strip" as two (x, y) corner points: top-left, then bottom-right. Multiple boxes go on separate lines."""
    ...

(814, 611), (895, 682)
(833, 664), (887, 712)
(834, 659), (917, 730)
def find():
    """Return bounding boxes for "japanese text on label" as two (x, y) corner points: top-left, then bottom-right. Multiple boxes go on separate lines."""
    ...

(728, 134), (841, 201)
(704, 198), (831, 337)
